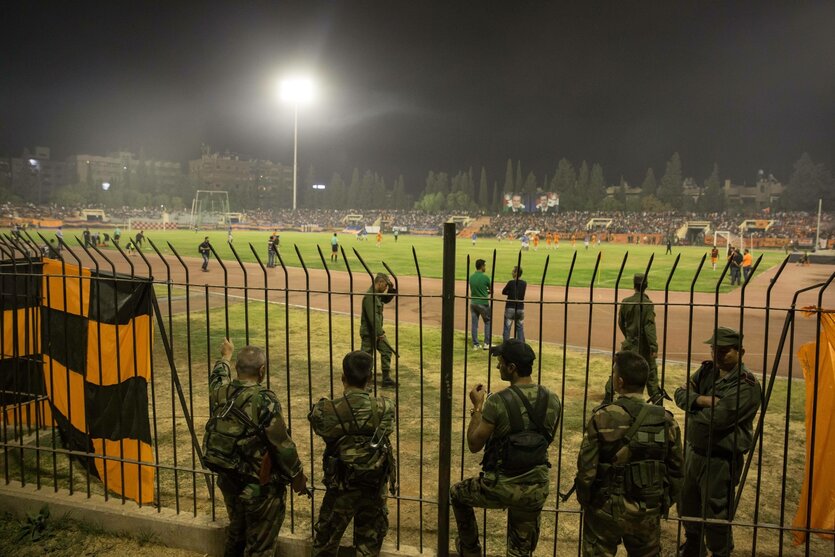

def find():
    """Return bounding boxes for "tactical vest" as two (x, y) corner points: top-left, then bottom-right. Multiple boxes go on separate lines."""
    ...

(202, 383), (268, 482)
(482, 386), (554, 477)
(323, 396), (395, 493)
(595, 401), (669, 511)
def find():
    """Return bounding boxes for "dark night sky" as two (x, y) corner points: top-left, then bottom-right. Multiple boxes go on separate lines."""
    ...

(2, 1), (833, 192)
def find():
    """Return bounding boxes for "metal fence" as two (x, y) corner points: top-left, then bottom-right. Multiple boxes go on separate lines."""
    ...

(1, 223), (834, 556)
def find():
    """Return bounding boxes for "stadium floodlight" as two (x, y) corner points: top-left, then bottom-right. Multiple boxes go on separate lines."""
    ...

(279, 76), (315, 211)
(312, 184), (326, 190)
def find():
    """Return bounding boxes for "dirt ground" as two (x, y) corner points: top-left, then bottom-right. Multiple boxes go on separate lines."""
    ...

(68, 249), (833, 377)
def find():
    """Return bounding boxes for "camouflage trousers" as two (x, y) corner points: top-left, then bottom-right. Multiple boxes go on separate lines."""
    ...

(679, 447), (743, 557)
(312, 486), (389, 556)
(361, 335), (392, 378)
(450, 471), (549, 557)
(218, 474), (286, 557)
(581, 499), (662, 556)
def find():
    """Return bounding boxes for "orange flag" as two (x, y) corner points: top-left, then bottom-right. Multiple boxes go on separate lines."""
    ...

(793, 308), (835, 544)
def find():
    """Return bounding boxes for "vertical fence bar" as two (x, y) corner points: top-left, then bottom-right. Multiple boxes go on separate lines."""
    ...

(227, 242), (250, 345)
(381, 260), (401, 548)
(339, 245), (355, 351)
(316, 245), (335, 397)
(659, 253), (681, 397)
(411, 246), (426, 552)
(249, 245), (271, 389)
(536, 253), (550, 383)
(274, 248), (295, 529)
(580, 252), (602, 425)
(750, 255), (788, 554)
(437, 222), (456, 557)
(554, 251), (577, 557)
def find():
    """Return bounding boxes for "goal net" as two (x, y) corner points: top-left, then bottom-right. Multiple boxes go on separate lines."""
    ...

(714, 230), (744, 252)
(190, 190), (231, 229)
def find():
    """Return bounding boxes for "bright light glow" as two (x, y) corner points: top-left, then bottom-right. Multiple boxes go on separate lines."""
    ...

(312, 184), (326, 190)
(279, 77), (315, 105)
(102, 182), (111, 191)
(28, 159), (38, 166)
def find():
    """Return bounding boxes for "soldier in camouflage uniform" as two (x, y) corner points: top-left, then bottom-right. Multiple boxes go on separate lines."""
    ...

(576, 351), (684, 556)
(361, 273), (397, 388)
(308, 351), (396, 556)
(205, 338), (309, 557)
(675, 327), (762, 557)
(450, 339), (561, 557)
(605, 274), (662, 404)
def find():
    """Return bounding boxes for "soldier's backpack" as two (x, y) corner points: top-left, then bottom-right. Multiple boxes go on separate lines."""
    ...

(325, 396), (395, 492)
(202, 384), (265, 479)
(611, 402), (669, 511)
(484, 385), (555, 477)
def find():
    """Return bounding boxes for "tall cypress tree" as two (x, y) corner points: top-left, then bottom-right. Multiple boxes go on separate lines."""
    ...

(515, 160), (523, 192)
(640, 167), (657, 197)
(588, 163), (607, 209)
(658, 153), (683, 206)
(478, 166), (489, 208)
(503, 159), (514, 193)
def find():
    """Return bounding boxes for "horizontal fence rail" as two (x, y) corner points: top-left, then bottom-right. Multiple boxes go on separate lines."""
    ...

(1, 227), (834, 556)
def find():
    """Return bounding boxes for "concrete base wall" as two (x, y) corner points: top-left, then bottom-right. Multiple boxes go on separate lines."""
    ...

(0, 483), (434, 556)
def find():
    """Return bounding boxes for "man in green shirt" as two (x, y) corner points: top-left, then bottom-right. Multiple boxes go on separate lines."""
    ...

(451, 339), (561, 556)
(469, 259), (492, 350)
(361, 273), (397, 388)
(675, 327), (762, 557)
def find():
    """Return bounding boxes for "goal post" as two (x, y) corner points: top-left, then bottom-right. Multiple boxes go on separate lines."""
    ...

(714, 230), (744, 253)
(190, 190), (231, 229)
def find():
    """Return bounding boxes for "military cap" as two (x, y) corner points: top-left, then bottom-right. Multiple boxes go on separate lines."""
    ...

(703, 326), (742, 347)
(375, 272), (390, 283)
(490, 339), (536, 366)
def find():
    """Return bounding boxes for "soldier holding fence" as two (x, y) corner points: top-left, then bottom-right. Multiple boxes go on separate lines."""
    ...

(202, 338), (309, 557)
(308, 351), (396, 555)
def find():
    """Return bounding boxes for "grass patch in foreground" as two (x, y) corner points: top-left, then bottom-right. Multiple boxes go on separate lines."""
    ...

(2, 297), (821, 555)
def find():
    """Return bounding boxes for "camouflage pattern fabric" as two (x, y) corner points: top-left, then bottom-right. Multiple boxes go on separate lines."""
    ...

(674, 361), (761, 557)
(309, 388), (396, 555)
(450, 469), (549, 557)
(207, 359), (303, 556)
(312, 488), (388, 556)
(217, 475), (286, 557)
(452, 383), (560, 556)
(575, 393), (684, 557)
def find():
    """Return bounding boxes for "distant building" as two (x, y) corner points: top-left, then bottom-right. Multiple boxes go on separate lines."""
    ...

(66, 151), (182, 191)
(4, 147), (69, 202)
(188, 145), (291, 200)
(723, 174), (783, 210)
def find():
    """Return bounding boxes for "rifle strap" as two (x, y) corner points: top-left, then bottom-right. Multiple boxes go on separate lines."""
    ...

(508, 385), (553, 442)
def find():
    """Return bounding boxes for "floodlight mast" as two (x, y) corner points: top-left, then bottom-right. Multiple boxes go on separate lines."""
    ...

(280, 77), (314, 211)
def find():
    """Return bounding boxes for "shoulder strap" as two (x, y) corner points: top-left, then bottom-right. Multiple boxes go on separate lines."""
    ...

(497, 388), (525, 434)
(508, 385), (552, 441)
(621, 404), (655, 445)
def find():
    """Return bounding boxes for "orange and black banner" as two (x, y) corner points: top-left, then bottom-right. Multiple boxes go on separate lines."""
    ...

(1, 257), (154, 504)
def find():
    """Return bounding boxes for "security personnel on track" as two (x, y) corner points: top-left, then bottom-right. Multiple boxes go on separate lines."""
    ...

(361, 273), (397, 388)
(606, 273), (662, 404)
(308, 351), (396, 556)
(451, 339), (561, 556)
(675, 327), (762, 557)
(203, 338), (309, 557)
(576, 351), (684, 556)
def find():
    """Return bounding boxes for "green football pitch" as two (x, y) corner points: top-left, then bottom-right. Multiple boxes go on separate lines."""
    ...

(39, 228), (785, 293)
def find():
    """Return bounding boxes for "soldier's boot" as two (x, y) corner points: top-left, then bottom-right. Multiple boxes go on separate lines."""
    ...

(455, 537), (481, 557)
(678, 540), (706, 557)
(381, 373), (397, 388)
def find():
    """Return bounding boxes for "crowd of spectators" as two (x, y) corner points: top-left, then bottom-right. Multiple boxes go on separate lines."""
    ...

(2, 202), (832, 242)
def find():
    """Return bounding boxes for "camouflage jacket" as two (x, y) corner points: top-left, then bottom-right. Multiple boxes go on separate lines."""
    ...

(575, 393), (683, 508)
(308, 387), (396, 488)
(208, 360), (303, 481)
(674, 361), (762, 455)
(618, 292), (657, 355)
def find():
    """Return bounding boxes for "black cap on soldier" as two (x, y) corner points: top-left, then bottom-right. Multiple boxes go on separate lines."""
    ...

(490, 339), (536, 367)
